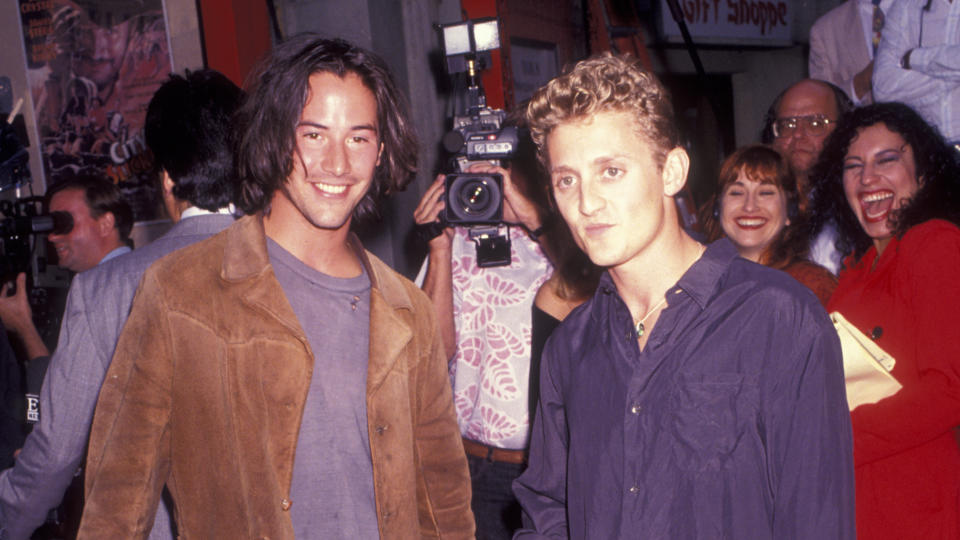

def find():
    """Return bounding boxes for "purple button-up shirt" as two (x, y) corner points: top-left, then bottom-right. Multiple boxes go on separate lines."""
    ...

(513, 239), (855, 539)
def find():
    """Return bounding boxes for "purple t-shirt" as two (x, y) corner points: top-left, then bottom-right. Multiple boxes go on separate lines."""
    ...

(267, 238), (378, 538)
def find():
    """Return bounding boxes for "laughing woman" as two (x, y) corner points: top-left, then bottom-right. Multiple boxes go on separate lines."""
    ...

(703, 144), (836, 305)
(809, 102), (960, 539)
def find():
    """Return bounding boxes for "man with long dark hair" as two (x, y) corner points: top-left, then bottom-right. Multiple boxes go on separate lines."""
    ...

(76, 36), (473, 539)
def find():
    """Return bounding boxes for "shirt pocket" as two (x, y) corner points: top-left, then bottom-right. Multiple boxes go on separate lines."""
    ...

(661, 373), (759, 473)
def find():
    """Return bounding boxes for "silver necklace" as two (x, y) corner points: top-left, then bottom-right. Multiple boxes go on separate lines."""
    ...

(634, 297), (667, 338)
(633, 243), (705, 339)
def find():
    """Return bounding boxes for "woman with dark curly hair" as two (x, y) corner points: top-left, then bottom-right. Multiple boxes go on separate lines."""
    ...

(701, 144), (836, 305)
(808, 102), (960, 539)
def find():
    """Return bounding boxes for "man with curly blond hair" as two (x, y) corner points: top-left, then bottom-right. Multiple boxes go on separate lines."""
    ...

(512, 53), (855, 539)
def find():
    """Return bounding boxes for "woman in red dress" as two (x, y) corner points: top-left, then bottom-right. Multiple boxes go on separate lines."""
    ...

(809, 102), (960, 539)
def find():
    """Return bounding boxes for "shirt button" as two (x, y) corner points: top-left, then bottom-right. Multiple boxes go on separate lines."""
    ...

(629, 485), (640, 494)
(280, 498), (292, 511)
(375, 425), (388, 435)
(630, 403), (642, 415)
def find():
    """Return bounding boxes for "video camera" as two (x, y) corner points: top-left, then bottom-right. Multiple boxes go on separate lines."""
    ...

(1, 198), (73, 287)
(435, 17), (518, 267)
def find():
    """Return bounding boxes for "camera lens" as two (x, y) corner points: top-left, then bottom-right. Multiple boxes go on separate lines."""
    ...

(445, 173), (503, 223)
(458, 179), (491, 214)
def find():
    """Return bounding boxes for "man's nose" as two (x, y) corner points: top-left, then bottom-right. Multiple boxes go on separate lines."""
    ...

(578, 180), (605, 216)
(321, 140), (350, 176)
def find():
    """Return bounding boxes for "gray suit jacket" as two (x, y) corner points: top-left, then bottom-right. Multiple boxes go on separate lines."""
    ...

(809, 0), (873, 104)
(0, 213), (235, 540)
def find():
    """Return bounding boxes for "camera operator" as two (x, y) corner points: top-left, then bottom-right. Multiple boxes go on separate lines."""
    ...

(0, 176), (132, 366)
(413, 115), (553, 539)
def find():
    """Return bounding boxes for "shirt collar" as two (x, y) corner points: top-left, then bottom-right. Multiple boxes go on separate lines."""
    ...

(99, 245), (132, 265)
(673, 238), (739, 310)
(593, 237), (739, 312)
(180, 204), (236, 220)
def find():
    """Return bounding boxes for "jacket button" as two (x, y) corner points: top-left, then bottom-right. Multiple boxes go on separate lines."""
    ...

(630, 403), (642, 415)
(280, 498), (292, 511)
(629, 485), (639, 494)
(871, 326), (883, 340)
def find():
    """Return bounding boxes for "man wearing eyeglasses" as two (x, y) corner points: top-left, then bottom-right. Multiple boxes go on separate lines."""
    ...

(762, 79), (854, 273)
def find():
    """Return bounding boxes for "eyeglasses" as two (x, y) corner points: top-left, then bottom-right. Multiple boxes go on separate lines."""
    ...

(772, 115), (834, 138)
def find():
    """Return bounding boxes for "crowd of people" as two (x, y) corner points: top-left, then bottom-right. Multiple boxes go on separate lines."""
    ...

(0, 4), (957, 537)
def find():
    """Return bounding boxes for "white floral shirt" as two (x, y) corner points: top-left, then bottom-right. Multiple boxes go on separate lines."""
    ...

(418, 226), (551, 450)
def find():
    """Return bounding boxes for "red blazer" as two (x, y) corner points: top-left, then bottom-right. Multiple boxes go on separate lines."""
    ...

(828, 219), (960, 539)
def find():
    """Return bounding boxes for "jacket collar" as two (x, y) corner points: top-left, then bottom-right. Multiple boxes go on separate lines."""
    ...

(220, 215), (413, 389)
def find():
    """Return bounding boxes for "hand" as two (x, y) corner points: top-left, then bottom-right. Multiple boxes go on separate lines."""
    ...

(900, 49), (913, 70)
(853, 61), (873, 100)
(465, 163), (542, 233)
(0, 273), (34, 337)
(414, 174), (454, 252)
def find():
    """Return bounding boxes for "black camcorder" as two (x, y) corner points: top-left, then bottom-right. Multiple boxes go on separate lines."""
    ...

(433, 17), (516, 267)
(1, 198), (73, 287)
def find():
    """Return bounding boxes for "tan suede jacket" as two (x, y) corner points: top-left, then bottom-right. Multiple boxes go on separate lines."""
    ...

(78, 215), (474, 539)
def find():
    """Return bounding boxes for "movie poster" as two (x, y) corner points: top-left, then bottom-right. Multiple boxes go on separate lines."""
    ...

(19, 0), (172, 221)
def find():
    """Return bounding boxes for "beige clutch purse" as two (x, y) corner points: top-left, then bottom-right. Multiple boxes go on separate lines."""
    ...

(831, 312), (903, 411)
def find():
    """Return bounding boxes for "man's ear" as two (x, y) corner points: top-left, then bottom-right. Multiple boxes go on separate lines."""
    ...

(96, 211), (116, 238)
(162, 170), (175, 196)
(661, 146), (690, 197)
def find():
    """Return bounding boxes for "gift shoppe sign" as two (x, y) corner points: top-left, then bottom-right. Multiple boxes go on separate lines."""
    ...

(658, 0), (794, 46)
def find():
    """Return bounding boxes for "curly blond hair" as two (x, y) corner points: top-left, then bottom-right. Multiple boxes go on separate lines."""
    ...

(526, 53), (679, 170)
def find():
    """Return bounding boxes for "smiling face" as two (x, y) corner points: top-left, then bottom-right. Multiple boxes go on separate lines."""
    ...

(842, 122), (920, 254)
(267, 71), (382, 242)
(547, 110), (683, 272)
(719, 170), (789, 262)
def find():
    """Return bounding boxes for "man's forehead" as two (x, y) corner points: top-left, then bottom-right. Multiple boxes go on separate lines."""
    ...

(547, 110), (659, 168)
(50, 187), (96, 217)
(777, 81), (838, 118)
(299, 71), (379, 126)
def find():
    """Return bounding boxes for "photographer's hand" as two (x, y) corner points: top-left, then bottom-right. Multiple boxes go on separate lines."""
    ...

(0, 273), (49, 360)
(414, 174), (454, 252)
(467, 163), (542, 234)
(414, 174), (457, 360)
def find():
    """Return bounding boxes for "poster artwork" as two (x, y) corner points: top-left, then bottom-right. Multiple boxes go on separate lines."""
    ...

(19, 0), (173, 221)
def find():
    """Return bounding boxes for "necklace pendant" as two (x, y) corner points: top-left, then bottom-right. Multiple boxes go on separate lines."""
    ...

(635, 322), (645, 338)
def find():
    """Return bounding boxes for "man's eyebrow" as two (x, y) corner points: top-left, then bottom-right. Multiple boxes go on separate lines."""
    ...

(550, 155), (628, 174)
(549, 164), (576, 175)
(593, 155), (626, 166)
(296, 121), (378, 132)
